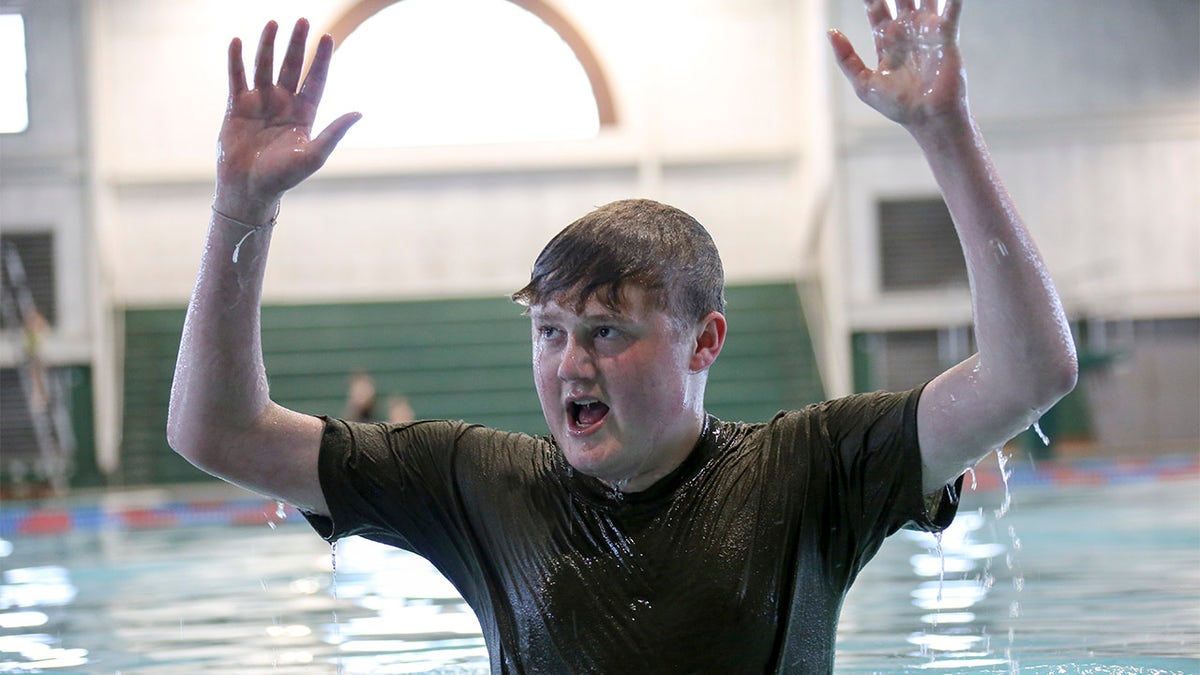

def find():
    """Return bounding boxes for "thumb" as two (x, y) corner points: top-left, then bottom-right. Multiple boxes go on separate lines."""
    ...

(309, 111), (363, 166)
(828, 30), (872, 94)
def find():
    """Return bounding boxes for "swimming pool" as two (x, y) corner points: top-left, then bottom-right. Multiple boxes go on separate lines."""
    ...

(1, 455), (1197, 673)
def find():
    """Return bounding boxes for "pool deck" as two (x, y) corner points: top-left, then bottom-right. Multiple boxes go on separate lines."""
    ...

(1, 452), (1197, 538)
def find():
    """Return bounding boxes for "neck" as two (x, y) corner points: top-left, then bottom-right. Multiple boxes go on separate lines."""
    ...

(608, 412), (708, 494)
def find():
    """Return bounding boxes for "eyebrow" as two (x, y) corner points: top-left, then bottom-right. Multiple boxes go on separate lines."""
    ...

(529, 306), (632, 323)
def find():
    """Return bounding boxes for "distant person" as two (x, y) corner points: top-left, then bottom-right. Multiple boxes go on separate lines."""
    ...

(386, 394), (415, 424)
(168, 1), (1077, 671)
(342, 369), (378, 422)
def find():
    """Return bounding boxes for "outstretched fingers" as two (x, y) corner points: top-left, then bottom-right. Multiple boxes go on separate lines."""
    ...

(301, 32), (360, 157)
(942, 0), (964, 34)
(277, 19), (309, 93)
(863, 0), (892, 29)
(299, 34), (335, 110)
(863, 0), (894, 56)
(228, 38), (247, 97)
(253, 21), (278, 91)
(828, 29), (872, 97)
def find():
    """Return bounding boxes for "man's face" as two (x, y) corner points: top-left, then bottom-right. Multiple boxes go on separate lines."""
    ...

(529, 286), (708, 492)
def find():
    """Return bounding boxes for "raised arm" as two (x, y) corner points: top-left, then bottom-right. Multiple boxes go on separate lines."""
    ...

(829, 0), (1078, 493)
(167, 19), (360, 514)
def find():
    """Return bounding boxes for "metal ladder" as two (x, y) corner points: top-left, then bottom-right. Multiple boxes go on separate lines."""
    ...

(0, 240), (75, 495)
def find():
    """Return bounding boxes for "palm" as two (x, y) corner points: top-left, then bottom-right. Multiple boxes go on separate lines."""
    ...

(832, 0), (967, 127)
(217, 20), (358, 206)
(220, 88), (322, 197)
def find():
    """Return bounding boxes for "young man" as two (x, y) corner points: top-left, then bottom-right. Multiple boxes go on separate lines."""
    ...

(168, 1), (1077, 671)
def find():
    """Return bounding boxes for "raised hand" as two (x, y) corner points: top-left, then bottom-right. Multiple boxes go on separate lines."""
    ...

(828, 0), (966, 129)
(216, 19), (360, 216)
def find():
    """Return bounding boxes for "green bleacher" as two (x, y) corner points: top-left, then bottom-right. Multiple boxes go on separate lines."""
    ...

(120, 283), (824, 485)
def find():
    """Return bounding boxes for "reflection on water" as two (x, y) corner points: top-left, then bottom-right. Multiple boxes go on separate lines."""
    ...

(329, 537), (487, 672)
(0, 565), (86, 669)
(0, 523), (489, 673)
(1, 476), (1197, 673)
(903, 510), (1012, 669)
(839, 477), (1200, 674)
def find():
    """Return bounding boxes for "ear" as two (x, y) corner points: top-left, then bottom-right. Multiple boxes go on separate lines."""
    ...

(689, 311), (726, 372)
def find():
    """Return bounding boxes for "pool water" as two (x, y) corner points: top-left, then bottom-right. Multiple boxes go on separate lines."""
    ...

(1, 515), (488, 673)
(837, 476), (1199, 674)
(1, 466), (1197, 673)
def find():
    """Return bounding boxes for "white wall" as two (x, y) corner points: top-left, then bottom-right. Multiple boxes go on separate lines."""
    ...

(90, 0), (1200, 314)
(2, 0), (1197, 467)
(89, 0), (820, 307)
(829, 0), (1200, 330)
(0, 0), (90, 363)
(825, 0), (1200, 439)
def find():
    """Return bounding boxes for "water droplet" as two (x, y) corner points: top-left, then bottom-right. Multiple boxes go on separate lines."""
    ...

(330, 540), (342, 648)
(934, 531), (946, 602)
(1031, 421), (1050, 446)
(993, 449), (1013, 519)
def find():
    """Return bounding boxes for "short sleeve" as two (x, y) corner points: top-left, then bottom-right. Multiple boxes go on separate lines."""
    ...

(766, 386), (964, 594)
(818, 386), (962, 536)
(302, 417), (477, 554)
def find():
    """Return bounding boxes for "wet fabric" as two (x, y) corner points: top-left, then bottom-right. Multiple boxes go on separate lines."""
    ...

(304, 387), (961, 673)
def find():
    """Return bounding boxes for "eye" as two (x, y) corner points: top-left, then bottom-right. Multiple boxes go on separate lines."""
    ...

(595, 326), (618, 339)
(537, 325), (562, 340)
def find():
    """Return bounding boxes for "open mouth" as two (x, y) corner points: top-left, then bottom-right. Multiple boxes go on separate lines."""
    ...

(569, 399), (610, 431)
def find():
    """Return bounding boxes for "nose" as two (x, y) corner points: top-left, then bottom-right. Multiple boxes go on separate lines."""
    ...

(557, 334), (596, 382)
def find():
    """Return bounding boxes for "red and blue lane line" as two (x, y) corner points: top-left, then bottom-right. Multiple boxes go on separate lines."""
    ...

(0, 498), (303, 538)
(1, 454), (1196, 538)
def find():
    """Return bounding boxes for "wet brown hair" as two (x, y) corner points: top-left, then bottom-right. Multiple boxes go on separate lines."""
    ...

(511, 199), (726, 327)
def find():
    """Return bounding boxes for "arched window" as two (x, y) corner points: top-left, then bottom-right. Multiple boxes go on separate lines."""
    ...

(312, 0), (615, 148)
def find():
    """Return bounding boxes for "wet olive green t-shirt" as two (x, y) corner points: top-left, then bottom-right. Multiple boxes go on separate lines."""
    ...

(304, 388), (961, 673)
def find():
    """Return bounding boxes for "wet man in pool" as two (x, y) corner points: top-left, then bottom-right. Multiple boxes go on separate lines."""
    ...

(168, 0), (1077, 671)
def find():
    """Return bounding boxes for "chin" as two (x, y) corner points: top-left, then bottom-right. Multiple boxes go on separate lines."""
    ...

(560, 441), (617, 478)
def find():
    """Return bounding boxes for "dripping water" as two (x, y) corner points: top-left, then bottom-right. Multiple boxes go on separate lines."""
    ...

(993, 449), (1013, 519)
(268, 500), (289, 530)
(987, 444), (1024, 671)
(1031, 421), (1050, 447)
(1007, 524), (1024, 622)
(330, 540), (340, 625)
(934, 531), (946, 602)
(931, 530), (946, 630)
(999, 425), (1040, 629)
(330, 540), (343, 673)
(1006, 627), (1019, 675)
